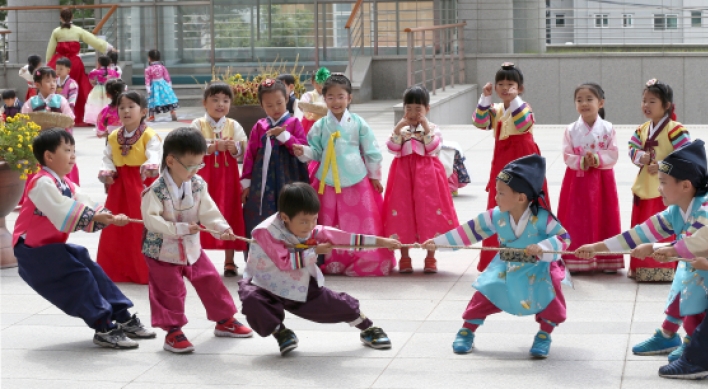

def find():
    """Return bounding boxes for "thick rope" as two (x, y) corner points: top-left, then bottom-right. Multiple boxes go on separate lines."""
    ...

(125, 219), (688, 262)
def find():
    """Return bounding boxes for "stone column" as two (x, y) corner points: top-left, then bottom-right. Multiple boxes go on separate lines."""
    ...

(6, 0), (60, 64)
(512, 0), (546, 53)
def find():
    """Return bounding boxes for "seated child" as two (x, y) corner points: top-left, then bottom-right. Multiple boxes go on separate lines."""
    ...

(13, 128), (155, 349)
(238, 182), (401, 355)
(141, 127), (253, 353)
(424, 155), (571, 358)
(1, 89), (22, 121)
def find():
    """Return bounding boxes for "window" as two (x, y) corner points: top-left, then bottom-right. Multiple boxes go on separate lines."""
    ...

(623, 14), (633, 28)
(654, 14), (678, 30)
(556, 14), (565, 27)
(594, 14), (608, 28)
(692, 11), (703, 27)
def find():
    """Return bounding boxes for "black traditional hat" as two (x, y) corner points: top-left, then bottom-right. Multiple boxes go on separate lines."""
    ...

(659, 139), (708, 196)
(496, 154), (548, 215)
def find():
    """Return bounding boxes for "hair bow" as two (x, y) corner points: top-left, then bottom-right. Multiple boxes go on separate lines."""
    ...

(646, 78), (658, 87)
(261, 79), (275, 87)
(501, 62), (515, 69)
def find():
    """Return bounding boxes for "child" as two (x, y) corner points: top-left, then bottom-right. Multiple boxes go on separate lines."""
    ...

(276, 73), (298, 116)
(21, 66), (79, 185)
(145, 49), (179, 122)
(382, 85), (458, 273)
(84, 55), (119, 125)
(1, 89), (22, 121)
(299, 67), (329, 134)
(294, 73), (395, 276)
(557, 83), (622, 273)
(576, 140), (708, 363)
(97, 91), (161, 285)
(95, 78), (126, 138)
(108, 51), (122, 78)
(55, 57), (78, 112)
(238, 182), (400, 355)
(190, 82), (248, 277)
(473, 62), (550, 272)
(13, 128), (155, 349)
(424, 155), (571, 358)
(439, 141), (471, 196)
(18, 54), (42, 101)
(626, 79), (691, 281)
(141, 127), (253, 353)
(241, 79), (309, 240)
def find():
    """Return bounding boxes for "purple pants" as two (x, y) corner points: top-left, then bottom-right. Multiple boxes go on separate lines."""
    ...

(238, 277), (373, 337)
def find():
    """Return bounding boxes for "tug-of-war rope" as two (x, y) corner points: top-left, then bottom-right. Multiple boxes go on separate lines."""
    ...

(126, 219), (689, 263)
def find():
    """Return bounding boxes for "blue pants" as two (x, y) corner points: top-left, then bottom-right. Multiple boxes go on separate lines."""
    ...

(683, 310), (708, 368)
(15, 240), (133, 330)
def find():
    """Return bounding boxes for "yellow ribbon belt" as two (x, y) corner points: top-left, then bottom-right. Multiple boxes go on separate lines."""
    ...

(318, 131), (342, 195)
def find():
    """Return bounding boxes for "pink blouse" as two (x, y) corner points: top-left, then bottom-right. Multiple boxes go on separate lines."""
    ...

(387, 124), (442, 158)
(95, 105), (121, 137)
(144, 63), (172, 87)
(563, 116), (618, 176)
(88, 68), (119, 85)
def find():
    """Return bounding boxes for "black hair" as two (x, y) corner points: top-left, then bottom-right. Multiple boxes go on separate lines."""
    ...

(278, 182), (321, 219)
(60, 8), (73, 29)
(257, 79), (288, 104)
(322, 73), (352, 96)
(33, 128), (75, 165)
(33, 66), (56, 83)
(27, 55), (42, 74)
(97, 55), (110, 77)
(55, 57), (72, 68)
(575, 82), (606, 119)
(403, 84), (430, 106)
(494, 62), (524, 88)
(276, 74), (296, 87)
(105, 79), (127, 107)
(2, 89), (16, 100)
(644, 80), (675, 120)
(117, 90), (147, 121)
(203, 82), (234, 101)
(108, 51), (118, 66)
(161, 127), (207, 169)
(148, 49), (161, 62)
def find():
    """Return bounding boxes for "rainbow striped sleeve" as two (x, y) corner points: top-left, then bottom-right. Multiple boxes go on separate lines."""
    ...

(604, 210), (674, 251)
(433, 209), (495, 250)
(59, 202), (93, 233)
(537, 215), (571, 262)
(628, 127), (644, 166)
(473, 103), (493, 129)
(511, 102), (534, 133)
(668, 124), (690, 150)
(290, 249), (310, 270)
(350, 234), (377, 251)
(81, 205), (109, 232)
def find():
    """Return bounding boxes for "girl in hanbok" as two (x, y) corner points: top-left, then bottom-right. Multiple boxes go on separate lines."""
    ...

(626, 79), (690, 281)
(382, 85), (458, 273)
(299, 67), (329, 134)
(145, 49), (179, 122)
(191, 82), (248, 276)
(96, 91), (161, 284)
(84, 55), (119, 125)
(293, 74), (395, 277)
(241, 79), (309, 240)
(95, 79), (126, 138)
(472, 62), (550, 272)
(557, 83), (622, 273)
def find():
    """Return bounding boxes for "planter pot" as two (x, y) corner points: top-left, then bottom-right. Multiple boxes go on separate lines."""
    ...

(0, 162), (24, 268)
(227, 105), (266, 138)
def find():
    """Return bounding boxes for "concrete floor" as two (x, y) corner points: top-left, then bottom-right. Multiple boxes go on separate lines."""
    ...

(2, 103), (708, 388)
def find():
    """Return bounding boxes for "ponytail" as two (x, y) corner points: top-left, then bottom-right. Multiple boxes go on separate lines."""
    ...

(60, 8), (73, 29)
(598, 107), (606, 120)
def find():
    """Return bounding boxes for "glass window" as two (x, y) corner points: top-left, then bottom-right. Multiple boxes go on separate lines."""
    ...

(623, 14), (633, 28)
(654, 14), (666, 30)
(594, 14), (608, 28)
(691, 11), (702, 28)
(556, 14), (565, 27)
(667, 14), (678, 29)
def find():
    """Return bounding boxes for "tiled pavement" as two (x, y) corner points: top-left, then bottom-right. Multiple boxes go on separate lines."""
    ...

(2, 103), (707, 388)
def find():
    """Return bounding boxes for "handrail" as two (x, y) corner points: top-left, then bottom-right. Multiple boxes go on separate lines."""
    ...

(345, 0), (364, 30)
(404, 22), (466, 33)
(92, 5), (119, 35)
(406, 22), (466, 95)
(345, 0), (366, 80)
(0, 4), (121, 35)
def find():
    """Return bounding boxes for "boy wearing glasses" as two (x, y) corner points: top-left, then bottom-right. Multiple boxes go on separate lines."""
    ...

(141, 127), (254, 353)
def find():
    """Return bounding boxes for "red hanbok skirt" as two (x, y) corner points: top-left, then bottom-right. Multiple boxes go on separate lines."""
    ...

(630, 196), (676, 274)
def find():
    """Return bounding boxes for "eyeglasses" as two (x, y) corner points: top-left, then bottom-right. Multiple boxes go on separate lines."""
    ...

(174, 157), (205, 172)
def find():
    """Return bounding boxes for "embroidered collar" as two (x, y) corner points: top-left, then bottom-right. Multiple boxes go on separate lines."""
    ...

(117, 123), (147, 156)
(327, 109), (351, 126)
(267, 112), (290, 128)
(42, 166), (69, 191)
(205, 114), (227, 133)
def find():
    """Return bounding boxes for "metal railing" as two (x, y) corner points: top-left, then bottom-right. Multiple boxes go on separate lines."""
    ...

(406, 22), (465, 94)
(345, 0), (365, 80)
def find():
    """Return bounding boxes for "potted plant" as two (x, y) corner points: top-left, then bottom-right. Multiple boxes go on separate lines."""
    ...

(217, 58), (307, 137)
(0, 114), (41, 268)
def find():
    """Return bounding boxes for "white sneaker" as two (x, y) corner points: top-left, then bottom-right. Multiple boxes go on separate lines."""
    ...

(119, 314), (157, 339)
(93, 327), (139, 349)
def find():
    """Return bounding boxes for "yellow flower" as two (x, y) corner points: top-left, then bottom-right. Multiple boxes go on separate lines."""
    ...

(17, 143), (21, 148)
(7, 147), (12, 152)
(17, 135), (22, 141)
(16, 164), (21, 169)
(28, 145), (32, 151)
(20, 174), (27, 180)
(23, 169), (28, 174)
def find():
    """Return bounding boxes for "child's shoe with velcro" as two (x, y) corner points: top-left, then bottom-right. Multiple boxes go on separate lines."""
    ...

(423, 257), (438, 273)
(530, 331), (552, 358)
(93, 327), (139, 349)
(360, 326), (392, 349)
(452, 328), (475, 354)
(164, 329), (195, 353)
(274, 327), (298, 356)
(632, 329), (681, 355)
(398, 257), (413, 273)
(214, 317), (254, 338)
(119, 313), (156, 339)
(668, 336), (691, 362)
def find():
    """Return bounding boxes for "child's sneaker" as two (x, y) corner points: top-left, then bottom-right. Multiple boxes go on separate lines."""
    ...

(93, 327), (139, 349)
(424, 257), (438, 273)
(530, 331), (552, 358)
(214, 317), (254, 338)
(398, 257), (413, 273)
(119, 313), (157, 339)
(360, 326), (391, 349)
(452, 328), (475, 354)
(164, 329), (195, 353)
(668, 336), (691, 362)
(632, 329), (681, 355)
(274, 327), (298, 356)
(659, 358), (708, 380)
